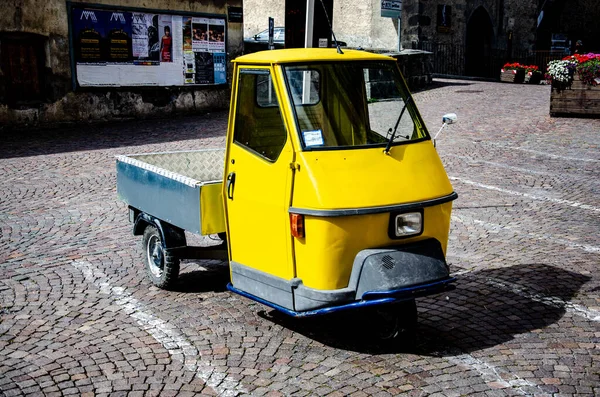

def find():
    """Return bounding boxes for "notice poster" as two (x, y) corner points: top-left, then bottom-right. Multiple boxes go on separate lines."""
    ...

(194, 52), (214, 84)
(132, 13), (159, 64)
(192, 17), (209, 52)
(158, 15), (173, 62)
(72, 8), (133, 63)
(212, 52), (227, 84)
(72, 8), (103, 62)
(182, 17), (193, 51)
(184, 51), (196, 84)
(208, 19), (225, 53)
(171, 16), (183, 63)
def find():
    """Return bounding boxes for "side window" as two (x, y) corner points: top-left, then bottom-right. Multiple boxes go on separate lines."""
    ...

(256, 74), (278, 107)
(286, 69), (320, 105)
(234, 70), (287, 161)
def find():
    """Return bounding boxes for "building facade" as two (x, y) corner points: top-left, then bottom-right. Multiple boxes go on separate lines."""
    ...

(0, 0), (243, 127)
(244, 0), (600, 77)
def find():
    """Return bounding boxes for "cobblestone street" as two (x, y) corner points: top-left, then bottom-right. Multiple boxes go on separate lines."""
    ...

(1, 78), (599, 396)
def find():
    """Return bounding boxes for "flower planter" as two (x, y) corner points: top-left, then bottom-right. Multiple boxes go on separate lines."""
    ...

(550, 76), (600, 117)
(525, 71), (543, 84)
(500, 69), (525, 83)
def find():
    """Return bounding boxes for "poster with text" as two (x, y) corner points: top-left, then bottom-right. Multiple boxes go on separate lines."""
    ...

(182, 17), (193, 51)
(194, 52), (214, 84)
(132, 13), (159, 64)
(171, 16), (183, 63)
(158, 15), (173, 62)
(72, 8), (133, 63)
(184, 51), (196, 84)
(208, 19), (225, 53)
(192, 17), (209, 52)
(212, 52), (227, 84)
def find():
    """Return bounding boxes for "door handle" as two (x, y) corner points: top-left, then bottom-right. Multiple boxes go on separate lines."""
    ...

(226, 172), (236, 200)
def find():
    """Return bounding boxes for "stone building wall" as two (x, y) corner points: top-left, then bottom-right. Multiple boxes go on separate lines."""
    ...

(242, 0), (599, 55)
(404, 0), (540, 53)
(0, 0), (243, 127)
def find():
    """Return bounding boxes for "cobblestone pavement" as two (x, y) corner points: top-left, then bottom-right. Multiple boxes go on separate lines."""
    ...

(1, 78), (599, 397)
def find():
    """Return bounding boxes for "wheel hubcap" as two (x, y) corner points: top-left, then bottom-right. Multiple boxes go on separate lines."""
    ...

(147, 235), (164, 277)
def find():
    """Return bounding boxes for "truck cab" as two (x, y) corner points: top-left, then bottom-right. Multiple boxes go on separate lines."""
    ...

(222, 49), (456, 313)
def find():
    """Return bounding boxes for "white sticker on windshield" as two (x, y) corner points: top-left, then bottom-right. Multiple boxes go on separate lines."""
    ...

(303, 130), (324, 147)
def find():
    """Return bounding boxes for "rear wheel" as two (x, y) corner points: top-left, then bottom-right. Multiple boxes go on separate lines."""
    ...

(142, 225), (180, 289)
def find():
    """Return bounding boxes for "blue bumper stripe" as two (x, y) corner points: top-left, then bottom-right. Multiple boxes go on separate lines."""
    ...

(227, 277), (456, 318)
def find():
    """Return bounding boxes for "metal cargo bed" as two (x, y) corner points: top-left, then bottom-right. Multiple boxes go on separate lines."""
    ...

(116, 149), (226, 235)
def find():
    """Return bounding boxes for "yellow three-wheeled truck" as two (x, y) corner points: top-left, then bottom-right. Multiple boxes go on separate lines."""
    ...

(117, 48), (457, 337)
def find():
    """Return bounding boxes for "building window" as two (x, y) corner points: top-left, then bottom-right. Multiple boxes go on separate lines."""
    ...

(0, 33), (45, 105)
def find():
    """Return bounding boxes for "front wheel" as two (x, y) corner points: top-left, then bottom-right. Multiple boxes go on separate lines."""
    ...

(370, 299), (418, 341)
(142, 225), (180, 289)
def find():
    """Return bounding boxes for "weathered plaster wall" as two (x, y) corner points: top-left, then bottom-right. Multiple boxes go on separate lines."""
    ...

(243, 0), (284, 37)
(334, 0), (398, 50)
(0, 0), (243, 128)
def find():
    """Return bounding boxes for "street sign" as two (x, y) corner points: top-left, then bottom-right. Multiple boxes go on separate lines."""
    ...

(268, 17), (274, 50)
(228, 6), (243, 23)
(381, 0), (401, 18)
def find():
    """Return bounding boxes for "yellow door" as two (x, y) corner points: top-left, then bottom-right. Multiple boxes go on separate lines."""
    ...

(223, 67), (295, 283)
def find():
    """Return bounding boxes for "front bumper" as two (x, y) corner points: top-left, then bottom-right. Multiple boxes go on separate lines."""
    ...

(227, 277), (455, 317)
(229, 238), (456, 316)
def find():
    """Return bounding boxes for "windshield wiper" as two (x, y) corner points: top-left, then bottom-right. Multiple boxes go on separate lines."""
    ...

(384, 96), (412, 154)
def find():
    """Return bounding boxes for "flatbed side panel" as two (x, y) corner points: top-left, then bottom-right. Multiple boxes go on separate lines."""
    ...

(117, 160), (202, 234)
(200, 182), (226, 235)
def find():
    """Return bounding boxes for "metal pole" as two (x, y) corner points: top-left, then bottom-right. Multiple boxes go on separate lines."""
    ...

(305, 0), (315, 48)
(303, 0), (315, 104)
(398, 13), (402, 52)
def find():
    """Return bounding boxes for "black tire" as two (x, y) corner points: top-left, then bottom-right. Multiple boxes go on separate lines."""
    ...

(370, 299), (418, 341)
(142, 225), (180, 289)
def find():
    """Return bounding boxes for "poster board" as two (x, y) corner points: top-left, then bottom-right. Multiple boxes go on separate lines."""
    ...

(70, 4), (227, 87)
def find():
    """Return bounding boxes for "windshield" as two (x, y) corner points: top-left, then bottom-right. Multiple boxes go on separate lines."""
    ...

(283, 61), (427, 150)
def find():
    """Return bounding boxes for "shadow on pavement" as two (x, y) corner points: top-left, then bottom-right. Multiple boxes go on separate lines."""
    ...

(173, 260), (230, 293)
(411, 79), (474, 94)
(256, 263), (590, 355)
(0, 111), (228, 159)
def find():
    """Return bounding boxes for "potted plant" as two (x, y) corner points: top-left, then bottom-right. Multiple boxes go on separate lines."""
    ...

(547, 53), (600, 116)
(524, 65), (542, 84)
(501, 63), (526, 83)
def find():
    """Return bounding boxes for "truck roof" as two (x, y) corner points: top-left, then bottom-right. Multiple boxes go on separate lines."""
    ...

(233, 48), (395, 64)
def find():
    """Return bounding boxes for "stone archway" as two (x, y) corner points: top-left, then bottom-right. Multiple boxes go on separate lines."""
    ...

(465, 6), (495, 77)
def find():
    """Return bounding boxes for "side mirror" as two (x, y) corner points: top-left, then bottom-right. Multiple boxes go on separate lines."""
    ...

(434, 113), (457, 147)
(442, 113), (457, 124)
